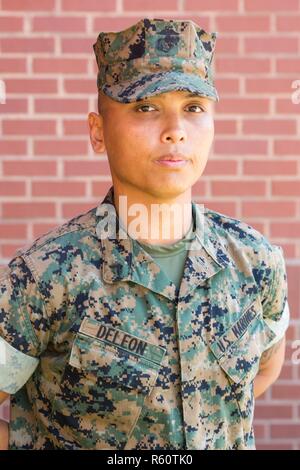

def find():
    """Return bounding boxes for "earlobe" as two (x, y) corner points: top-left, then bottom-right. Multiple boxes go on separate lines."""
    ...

(88, 112), (106, 154)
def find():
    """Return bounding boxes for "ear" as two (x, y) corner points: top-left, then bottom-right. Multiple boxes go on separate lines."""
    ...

(88, 112), (106, 154)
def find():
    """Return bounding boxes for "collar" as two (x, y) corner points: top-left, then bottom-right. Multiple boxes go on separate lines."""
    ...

(96, 186), (234, 301)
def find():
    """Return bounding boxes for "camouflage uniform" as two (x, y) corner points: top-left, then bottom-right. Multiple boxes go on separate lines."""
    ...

(0, 186), (289, 449)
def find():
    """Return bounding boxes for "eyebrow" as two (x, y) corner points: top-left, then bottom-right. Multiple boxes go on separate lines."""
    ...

(139, 92), (205, 101)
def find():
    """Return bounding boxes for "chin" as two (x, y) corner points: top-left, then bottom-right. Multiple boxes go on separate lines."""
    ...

(148, 184), (190, 200)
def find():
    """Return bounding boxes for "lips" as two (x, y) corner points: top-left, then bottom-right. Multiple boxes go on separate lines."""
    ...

(155, 153), (188, 162)
(154, 153), (190, 169)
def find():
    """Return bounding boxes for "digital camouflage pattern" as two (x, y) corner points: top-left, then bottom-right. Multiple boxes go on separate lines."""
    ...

(93, 18), (219, 103)
(0, 185), (289, 450)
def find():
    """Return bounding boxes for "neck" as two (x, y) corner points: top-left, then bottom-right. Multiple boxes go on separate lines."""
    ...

(112, 184), (192, 245)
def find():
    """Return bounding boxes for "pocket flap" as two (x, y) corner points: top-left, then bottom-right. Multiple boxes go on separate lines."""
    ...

(209, 299), (276, 384)
(69, 332), (166, 394)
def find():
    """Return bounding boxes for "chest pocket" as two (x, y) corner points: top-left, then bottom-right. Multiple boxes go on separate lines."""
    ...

(51, 331), (166, 449)
(209, 297), (277, 385)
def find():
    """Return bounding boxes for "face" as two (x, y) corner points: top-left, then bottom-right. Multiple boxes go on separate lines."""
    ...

(88, 89), (215, 200)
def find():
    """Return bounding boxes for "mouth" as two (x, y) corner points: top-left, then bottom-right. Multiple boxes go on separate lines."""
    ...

(154, 153), (190, 169)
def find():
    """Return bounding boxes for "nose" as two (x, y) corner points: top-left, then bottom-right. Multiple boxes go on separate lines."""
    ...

(160, 119), (187, 144)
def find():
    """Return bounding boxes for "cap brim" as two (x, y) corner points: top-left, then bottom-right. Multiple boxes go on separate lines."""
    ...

(100, 71), (219, 104)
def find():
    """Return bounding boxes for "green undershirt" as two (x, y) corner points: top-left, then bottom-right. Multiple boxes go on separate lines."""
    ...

(136, 214), (196, 291)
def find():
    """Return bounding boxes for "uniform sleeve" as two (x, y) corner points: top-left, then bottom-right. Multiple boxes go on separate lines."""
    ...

(261, 244), (290, 351)
(0, 256), (50, 393)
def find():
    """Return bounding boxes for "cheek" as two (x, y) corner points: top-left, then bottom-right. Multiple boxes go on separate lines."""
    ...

(104, 118), (150, 153)
(194, 116), (214, 146)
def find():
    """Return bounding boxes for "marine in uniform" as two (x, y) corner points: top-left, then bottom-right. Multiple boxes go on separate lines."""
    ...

(0, 18), (290, 450)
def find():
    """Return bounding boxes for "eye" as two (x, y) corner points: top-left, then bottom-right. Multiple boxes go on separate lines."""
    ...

(135, 104), (156, 113)
(187, 104), (205, 113)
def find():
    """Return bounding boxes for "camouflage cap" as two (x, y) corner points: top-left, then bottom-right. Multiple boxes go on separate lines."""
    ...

(93, 17), (219, 103)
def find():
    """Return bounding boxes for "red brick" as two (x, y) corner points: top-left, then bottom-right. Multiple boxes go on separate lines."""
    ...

(0, 141), (27, 155)
(214, 119), (237, 134)
(35, 99), (88, 114)
(3, 161), (57, 177)
(243, 160), (297, 176)
(0, 181), (26, 197)
(242, 201), (296, 218)
(271, 424), (300, 439)
(3, 120), (56, 136)
(279, 364), (294, 380)
(3, 203), (55, 219)
(203, 160), (238, 175)
(32, 17), (86, 32)
(216, 58), (270, 74)
(277, 15), (300, 31)
(185, 0), (238, 10)
(34, 140), (87, 156)
(61, 39), (94, 54)
(256, 442), (293, 450)
(0, 58), (26, 73)
(279, 244), (296, 258)
(0, 17), (23, 31)
(216, 38), (239, 54)
(286, 266), (300, 316)
(285, 325), (297, 342)
(91, 181), (117, 198)
(277, 60), (300, 74)
(215, 78), (239, 94)
(62, 202), (99, 219)
(1, 244), (26, 258)
(214, 139), (267, 155)
(33, 59), (87, 74)
(6, 79), (57, 94)
(270, 222), (300, 238)
(276, 99), (300, 115)
(64, 79), (95, 93)
(274, 140), (300, 155)
(31, 181), (86, 197)
(0, 224), (27, 239)
(199, 201), (237, 216)
(243, 119), (296, 135)
(245, 0), (299, 11)
(216, 16), (270, 32)
(2, 0), (55, 10)
(246, 77), (298, 95)
(0, 99), (27, 113)
(123, 0), (177, 10)
(216, 99), (269, 114)
(211, 181), (266, 197)
(63, 120), (89, 135)
(1, 38), (54, 53)
(245, 37), (298, 54)
(272, 180), (300, 197)
(253, 423), (266, 439)
(32, 223), (61, 239)
(62, 0), (116, 10)
(64, 160), (109, 176)
(93, 17), (142, 32)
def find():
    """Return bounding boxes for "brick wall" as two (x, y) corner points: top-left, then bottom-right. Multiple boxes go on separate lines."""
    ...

(0, 0), (300, 450)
